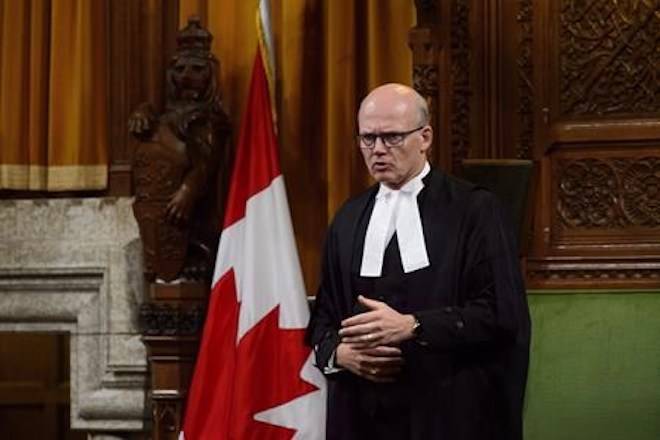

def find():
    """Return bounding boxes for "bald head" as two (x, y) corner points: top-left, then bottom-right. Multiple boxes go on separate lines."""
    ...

(357, 83), (433, 189)
(358, 83), (429, 127)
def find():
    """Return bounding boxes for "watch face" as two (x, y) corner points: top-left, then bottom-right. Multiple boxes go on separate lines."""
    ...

(412, 317), (422, 336)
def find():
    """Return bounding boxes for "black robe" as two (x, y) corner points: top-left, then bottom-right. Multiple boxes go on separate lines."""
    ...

(306, 168), (531, 440)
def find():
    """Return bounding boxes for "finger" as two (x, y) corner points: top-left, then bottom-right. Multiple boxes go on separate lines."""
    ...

(358, 295), (384, 310)
(338, 323), (375, 337)
(341, 311), (379, 327)
(361, 345), (403, 357)
(341, 333), (383, 346)
(340, 340), (374, 350)
(374, 357), (405, 367)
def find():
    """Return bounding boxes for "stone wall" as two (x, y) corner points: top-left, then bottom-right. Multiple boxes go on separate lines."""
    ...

(0, 198), (148, 436)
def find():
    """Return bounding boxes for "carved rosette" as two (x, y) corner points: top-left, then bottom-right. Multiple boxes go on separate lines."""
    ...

(617, 157), (660, 226)
(558, 159), (619, 227)
(558, 157), (660, 228)
(559, 0), (660, 116)
(516, 0), (534, 159)
(450, 0), (471, 171)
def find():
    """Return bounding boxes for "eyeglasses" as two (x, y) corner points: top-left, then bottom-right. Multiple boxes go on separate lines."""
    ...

(357, 126), (425, 149)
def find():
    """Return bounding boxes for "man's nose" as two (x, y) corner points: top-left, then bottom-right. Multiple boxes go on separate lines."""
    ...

(372, 136), (388, 154)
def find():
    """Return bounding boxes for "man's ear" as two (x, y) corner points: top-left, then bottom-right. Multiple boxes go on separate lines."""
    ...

(420, 126), (433, 154)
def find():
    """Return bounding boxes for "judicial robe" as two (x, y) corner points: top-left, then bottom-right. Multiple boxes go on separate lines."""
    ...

(306, 168), (531, 440)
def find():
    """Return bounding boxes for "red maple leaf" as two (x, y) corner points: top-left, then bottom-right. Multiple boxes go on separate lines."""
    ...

(230, 304), (318, 440)
(183, 269), (319, 440)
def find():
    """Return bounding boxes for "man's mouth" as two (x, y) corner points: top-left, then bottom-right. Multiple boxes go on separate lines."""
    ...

(372, 162), (390, 172)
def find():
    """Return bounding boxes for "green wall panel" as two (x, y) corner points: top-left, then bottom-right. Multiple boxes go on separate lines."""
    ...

(524, 291), (660, 440)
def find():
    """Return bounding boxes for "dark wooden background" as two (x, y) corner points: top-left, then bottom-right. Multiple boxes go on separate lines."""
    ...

(411, 0), (660, 289)
(0, 0), (658, 438)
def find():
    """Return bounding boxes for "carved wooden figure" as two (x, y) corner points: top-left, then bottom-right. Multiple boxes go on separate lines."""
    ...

(129, 16), (231, 440)
(129, 16), (231, 283)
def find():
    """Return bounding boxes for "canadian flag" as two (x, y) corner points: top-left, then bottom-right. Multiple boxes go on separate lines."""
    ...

(180, 4), (326, 438)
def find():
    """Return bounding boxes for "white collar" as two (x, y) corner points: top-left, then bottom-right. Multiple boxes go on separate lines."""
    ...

(360, 162), (431, 277)
(375, 161), (431, 199)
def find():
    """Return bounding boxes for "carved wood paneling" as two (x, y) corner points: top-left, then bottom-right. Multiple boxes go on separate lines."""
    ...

(516, 0), (534, 159)
(411, 0), (443, 168)
(450, 0), (471, 171)
(558, 156), (660, 229)
(416, 0), (659, 288)
(140, 303), (205, 336)
(413, 65), (439, 98)
(559, 0), (660, 117)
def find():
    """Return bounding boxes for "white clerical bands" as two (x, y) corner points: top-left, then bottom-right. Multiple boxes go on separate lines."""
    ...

(360, 162), (431, 277)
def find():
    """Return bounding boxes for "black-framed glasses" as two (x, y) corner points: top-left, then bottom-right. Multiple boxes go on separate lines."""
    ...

(357, 126), (425, 149)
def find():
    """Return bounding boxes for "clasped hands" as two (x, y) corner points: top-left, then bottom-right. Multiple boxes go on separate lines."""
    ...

(336, 295), (415, 383)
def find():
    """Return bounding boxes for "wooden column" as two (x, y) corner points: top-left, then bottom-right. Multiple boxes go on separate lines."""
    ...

(140, 283), (207, 440)
(409, 0), (446, 170)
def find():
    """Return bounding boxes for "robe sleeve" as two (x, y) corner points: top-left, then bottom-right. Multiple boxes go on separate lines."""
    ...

(306, 221), (346, 373)
(414, 190), (529, 351)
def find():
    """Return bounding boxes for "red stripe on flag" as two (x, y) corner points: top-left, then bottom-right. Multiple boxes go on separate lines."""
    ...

(223, 52), (281, 228)
(182, 270), (240, 438)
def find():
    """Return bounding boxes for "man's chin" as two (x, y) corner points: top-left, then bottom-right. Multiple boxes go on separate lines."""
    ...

(371, 171), (400, 187)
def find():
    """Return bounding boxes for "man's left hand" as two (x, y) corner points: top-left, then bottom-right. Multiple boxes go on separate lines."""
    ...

(339, 295), (416, 347)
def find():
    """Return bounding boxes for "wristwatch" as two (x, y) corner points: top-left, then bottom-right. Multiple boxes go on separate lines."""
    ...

(411, 314), (423, 338)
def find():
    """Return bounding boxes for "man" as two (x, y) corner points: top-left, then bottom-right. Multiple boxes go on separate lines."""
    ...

(307, 83), (530, 439)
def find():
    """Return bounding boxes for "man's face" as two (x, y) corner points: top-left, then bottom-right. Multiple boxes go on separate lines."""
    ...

(358, 96), (431, 189)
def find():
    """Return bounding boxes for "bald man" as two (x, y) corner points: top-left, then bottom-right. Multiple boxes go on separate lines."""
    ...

(307, 84), (530, 440)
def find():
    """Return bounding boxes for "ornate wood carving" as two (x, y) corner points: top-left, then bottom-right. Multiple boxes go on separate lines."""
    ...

(450, 0), (471, 170)
(154, 400), (183, 439)
(559, 0), (660, 116)
(516, 0), (534, 159)
(131, 17), (232, 440)
(558, 157), (660, 228)
(410, 0), (442, 167)
(413, 65), (439, 97)
(129, 17), (231, 283)
(140, 302), (205, 336)
(415, 0), (660, 289)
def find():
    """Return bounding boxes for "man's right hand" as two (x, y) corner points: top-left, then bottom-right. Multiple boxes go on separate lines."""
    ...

(335, 342), (404, 383)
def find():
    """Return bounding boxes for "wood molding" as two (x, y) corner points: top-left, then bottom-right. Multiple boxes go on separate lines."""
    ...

(527, 256), (660, 289)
